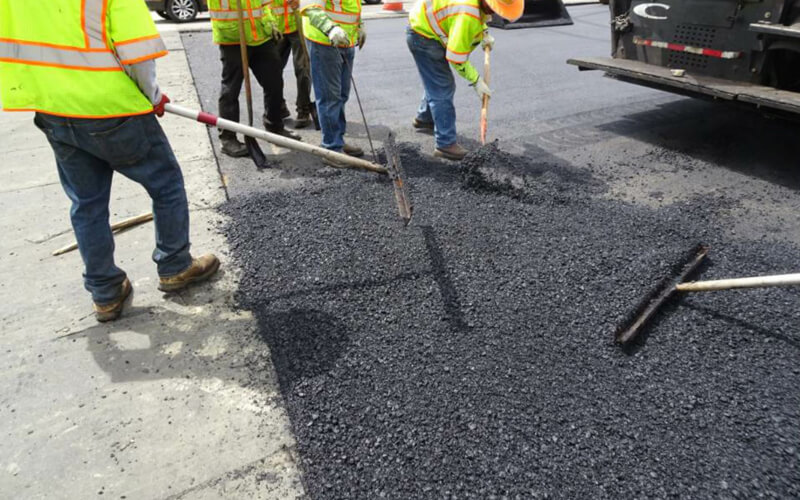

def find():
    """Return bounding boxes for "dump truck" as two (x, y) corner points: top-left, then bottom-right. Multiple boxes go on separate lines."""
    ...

(568, 0), (800, 115)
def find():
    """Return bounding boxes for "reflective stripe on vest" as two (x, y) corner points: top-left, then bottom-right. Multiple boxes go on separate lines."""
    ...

(0, 40), (120, 71)
(434, 3), (481, 22)
(115, 36), (168, 65)
(210, 8), (264, 20)
(328, 11), (360, 24)
(445, 47), (469, 63)
(423, 0), (448, 43)
(83, 0), (107, 49)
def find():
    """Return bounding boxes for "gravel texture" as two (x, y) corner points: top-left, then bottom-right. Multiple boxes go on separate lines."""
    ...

(221, 143), (800, 499)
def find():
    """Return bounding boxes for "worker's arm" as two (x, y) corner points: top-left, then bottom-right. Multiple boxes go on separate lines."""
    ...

(123, 61), (162, 105)
(445, 14), (486, 83)
(301, 6), (337, 35)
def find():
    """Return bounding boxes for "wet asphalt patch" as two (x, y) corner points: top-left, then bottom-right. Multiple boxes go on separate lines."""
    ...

(221, 144), (800, 499)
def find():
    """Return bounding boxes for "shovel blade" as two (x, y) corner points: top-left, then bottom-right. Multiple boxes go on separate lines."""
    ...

(245, 136), (270, 169)
(383, 132), (413, 225)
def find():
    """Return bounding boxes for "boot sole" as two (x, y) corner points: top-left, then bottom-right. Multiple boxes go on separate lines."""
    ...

(158, 259), (221, 293)
(433, 150), (466, 161)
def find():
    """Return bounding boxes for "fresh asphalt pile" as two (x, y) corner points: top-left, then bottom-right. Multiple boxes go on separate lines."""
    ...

(221, 143), (800, 498)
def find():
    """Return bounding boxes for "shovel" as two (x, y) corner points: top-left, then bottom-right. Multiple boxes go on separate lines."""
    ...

(480, 45), (491, 144)
(236, 0), (270, 168)
(294, 10), (320, 130)
(165, 103), (413, 224)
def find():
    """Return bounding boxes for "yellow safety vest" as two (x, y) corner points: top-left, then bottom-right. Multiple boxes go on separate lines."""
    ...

(209, 0), (278, 45)
(409, 0), (486, 64)
(0, 0), (167, 118)
(300, 0), (362, 48)
(271, 0), (299, 34)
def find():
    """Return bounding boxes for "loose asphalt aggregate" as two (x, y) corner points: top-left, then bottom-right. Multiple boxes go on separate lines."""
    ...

(184, 7), (800, 498)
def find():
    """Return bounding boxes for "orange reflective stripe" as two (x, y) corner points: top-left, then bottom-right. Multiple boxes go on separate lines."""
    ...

(3, 107), (153, 119)
(83, 0), (108, 49)
(0, 40), (120, 70)
(114, 36), (167, 64)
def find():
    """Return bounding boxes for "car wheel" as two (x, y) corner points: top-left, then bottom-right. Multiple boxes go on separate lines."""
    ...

(156, 10), (170, 19)
(166, 0), (199, 22)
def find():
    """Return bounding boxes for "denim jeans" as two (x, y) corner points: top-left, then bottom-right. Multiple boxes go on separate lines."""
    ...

(307, 41), (354, 151)
(406, 28), (457, 149)
(34, 113), (192, 304)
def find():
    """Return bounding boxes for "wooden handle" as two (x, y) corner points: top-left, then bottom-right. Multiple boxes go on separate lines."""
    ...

(480, 46), (491, 145)
(236, 0), (255, 126)
(676, 273), (800, 292)
(52, 213), (154, 256)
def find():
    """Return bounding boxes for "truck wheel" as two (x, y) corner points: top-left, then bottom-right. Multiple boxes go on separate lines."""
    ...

(166, 0), (199, 22)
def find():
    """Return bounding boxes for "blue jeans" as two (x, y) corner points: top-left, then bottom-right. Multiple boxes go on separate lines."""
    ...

(34, 113), (192, 304)
(308, 41), (354, 151)
(406, 28), (457, 149)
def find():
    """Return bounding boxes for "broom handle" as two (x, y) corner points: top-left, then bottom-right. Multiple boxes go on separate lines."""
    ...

(676, 273), (800, 292)
(164, 103), (387, 175)
(236, 0), (255, 127)
(480, 46), (490, 144)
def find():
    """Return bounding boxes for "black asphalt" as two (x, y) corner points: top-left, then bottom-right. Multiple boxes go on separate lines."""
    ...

(184, 6), (800, 498)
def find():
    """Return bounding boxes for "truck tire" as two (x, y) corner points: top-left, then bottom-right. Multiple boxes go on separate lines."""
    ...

(166, 0), (199, 22)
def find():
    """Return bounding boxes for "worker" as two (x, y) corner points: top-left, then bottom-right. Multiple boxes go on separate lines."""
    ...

(209, 0), (301, 158)
(269, 0), (314, 129)
(0, 0), (220, 322)
(407, 0), (522, 160)
(299, 0), (366, 163)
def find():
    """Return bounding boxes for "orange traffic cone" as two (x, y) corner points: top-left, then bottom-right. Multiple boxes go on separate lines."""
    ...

(381, 0), (405, 13)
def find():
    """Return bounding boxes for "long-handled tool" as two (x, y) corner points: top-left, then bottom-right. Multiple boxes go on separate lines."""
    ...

(294, 10), (320, 130)
(616, 244), (800, 345)
(480, 45), (491, 145)
(165, 103), (413, 223)
(236, 0), (269, 168)
(53, 212), (154, 256)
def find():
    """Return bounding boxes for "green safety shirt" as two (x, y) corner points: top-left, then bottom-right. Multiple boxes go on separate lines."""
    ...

(271, 0), (300, 34)
(209, 0), (280, 45)
(0, 0), (168, 118)
(300, 0), (362, 48)
(408, 0), (489, 83)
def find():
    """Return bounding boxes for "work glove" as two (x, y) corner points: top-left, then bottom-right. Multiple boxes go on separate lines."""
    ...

(357, 25), (366, 50)
(480, 31), (495, 51)
(471, 77), (492, 100)
(327, 26), (350, 47)
(154, 94), (170, 118)
(271, 23), (284, 42)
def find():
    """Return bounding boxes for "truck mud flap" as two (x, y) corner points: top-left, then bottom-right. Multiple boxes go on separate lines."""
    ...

(567, 56), (800, 115)
(489, 0), (573, 30)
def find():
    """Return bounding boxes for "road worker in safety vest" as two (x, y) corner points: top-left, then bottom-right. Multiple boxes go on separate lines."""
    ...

(408, 0), (523, 160)
(209, 0), (301, 157)
(0, 0), (220, 322)
(300, 0), (366, 164)
(269, 0), (314, 128)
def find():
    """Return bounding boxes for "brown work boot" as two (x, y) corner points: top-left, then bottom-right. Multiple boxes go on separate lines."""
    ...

(264, 118), (302, 141)
(158, 254), (221, 292)
(93, 278), (133, 323)
(434, 143), (468, 161)
(294, 111), (312, 129)
(220, 137), (249, 158)
(343, 143), (364, 158)
(412, 117), (434, 130)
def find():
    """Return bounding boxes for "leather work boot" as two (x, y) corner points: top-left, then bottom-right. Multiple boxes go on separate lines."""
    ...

(412, 117), (434, 130)
(94, 278), (133, 323)
(220, 137), (249, 158)
(434, 143), (468, 161)
(264, 119), (302, 141)
(158, 254), (221, 293)
(294, 111), (312, 129)
(343, 143), (364, 158)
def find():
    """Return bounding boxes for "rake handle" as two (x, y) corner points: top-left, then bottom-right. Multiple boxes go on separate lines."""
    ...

(676, 273), (800, 292)
(165, 103), (387, 175)
(480, 46), (490, 145)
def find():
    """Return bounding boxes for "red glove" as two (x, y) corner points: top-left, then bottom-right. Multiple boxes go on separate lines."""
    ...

(154, 94), (170, 117)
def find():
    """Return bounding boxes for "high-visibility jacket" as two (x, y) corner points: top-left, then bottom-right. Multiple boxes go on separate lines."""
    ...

(0, 0), (167, 118)
(409, 0), (488, 82)
(300, 0), (362, 48)
(271, 0), (299, 35)
(209, 0), (279, 45)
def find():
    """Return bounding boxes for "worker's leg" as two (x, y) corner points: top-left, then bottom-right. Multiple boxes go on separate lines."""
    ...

(406, 28), (457, 148)
(264, 35), (292, 117)
(33, 114), (127, 305)
(289, 32), (313, 115)
(218, 44), (244, 141)
(308, 41), (345, 151)
(338, 46), (355, 137)
(248, 40), (286, 128)
(102, 115), (193, 278)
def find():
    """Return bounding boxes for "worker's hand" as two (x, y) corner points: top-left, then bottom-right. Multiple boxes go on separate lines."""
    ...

(154, 94), (170, 117)
(357, 25), (366, 50)
(272, 24), (284, 42)
(327, 26), (350, 47)
(471, 77), (492, 99)
(480, 31), (495, 51)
